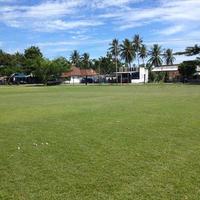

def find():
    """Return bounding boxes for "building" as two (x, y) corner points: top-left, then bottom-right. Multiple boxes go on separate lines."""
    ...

(0, 76), (7, 85)
(10, 73), (33, 84)
(115, 67), (149, 84)
(152, 65), (180, 81)
(61, 66), (98, 84)
(152, 64), (200, 82)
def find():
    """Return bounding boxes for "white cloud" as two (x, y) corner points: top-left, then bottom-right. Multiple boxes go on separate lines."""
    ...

(0, 0), (14, 2)
(98, 0), (200, 35)
(0, 0), (101, 31)
(36, 38), (111, 47)
(91, 0), (139, 8)
(158, 25), (185, 36)
(0, 0), (143, 32)
(0, 0), (200, 60)
(32, 19), (103, 32)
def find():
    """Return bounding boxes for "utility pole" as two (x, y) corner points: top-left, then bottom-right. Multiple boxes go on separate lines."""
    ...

(115, 47), (118, 85)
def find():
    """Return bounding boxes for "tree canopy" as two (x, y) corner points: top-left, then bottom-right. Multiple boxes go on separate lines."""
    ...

(178, 60), (198, 78)
(0, 37), (199, 84)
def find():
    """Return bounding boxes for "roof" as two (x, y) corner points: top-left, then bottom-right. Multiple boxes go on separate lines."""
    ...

(0, 76), (7, 80)
(152, 65), (178, 72)
(81, 69), (97, 76)
(11, 73), (28, 78)
(62, 67), (97, 78)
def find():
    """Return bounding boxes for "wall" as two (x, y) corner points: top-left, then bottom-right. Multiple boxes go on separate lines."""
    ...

(69, 76), (82, 84)
(131, 67), (149, 83)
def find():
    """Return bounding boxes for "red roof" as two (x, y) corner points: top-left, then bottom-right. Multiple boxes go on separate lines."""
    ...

(62, 67), (97, 78)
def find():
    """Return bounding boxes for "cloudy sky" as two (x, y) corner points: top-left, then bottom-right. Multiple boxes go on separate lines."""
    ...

(0, 0), (200, 63)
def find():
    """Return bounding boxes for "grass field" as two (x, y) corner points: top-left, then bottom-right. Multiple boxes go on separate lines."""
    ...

(0, 84), (200, 200)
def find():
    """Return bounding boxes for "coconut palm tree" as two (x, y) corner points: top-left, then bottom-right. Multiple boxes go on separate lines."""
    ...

(133, 34), (143, 67)
(148, 44), (163, 67)
(109, 39), (120, 82)
(120, 39), (135, 68)
(163, 49), (176, 65)
(139, 44), (147, 67)
(185, 44), (200, 56)
(81, 53), (90, 69)
(70, 50), (80, 66)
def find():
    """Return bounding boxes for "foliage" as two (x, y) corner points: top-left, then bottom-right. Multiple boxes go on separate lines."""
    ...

(70, 50), (80, 67)
(109, 39), (120, 63)
(163, 49), (176, 65)
(109, 39), (120, 76)
(175, 44), (200, 57)
(80, 53), (91, 69)
(148, 71), (166, 83)
(35, 57), (69, 84)
(148, 44), (163, 67)
(139, 44), (147, 67)
(24, 46), (43, 60)
(178, 60), (198, 78)
(95, 53), (116, 74)
(133, 34), (143, 67)
(185, 44), (200, 56)
(0, 50), (24, 76)
(120, 39), (135, 67)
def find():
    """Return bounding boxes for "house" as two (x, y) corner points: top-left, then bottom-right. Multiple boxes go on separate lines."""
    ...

(115, 67), (149, 84)
(152, 64), (200, 82)
(0, 76), (7, 85)
(61, 66), (98, 84)
(151, 65), (180, 81)
(194, 66), (200, 76)
(9, 73), (33, 84)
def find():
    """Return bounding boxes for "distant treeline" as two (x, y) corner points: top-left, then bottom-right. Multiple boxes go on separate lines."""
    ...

(0, 35), (200, 84)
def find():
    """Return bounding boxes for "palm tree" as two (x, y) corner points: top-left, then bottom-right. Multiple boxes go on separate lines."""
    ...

(133, 34), (143, 67)
(148, 44), (163, 67)
(185, 44), (200, 56)
(81, 53), (90, 69)
(109, 39), (120, 83)
(120, 39), (135, 68)
(163, 49), (176, 65)
(139, 44), (147, 67)
(70, 50), (80, 66)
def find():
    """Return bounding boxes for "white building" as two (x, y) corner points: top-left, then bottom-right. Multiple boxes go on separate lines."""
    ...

(116, 67), (149, 84)
(61, 66), (97, 84)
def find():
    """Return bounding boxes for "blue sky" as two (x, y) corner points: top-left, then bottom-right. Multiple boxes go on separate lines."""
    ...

(0, 0), (200, 63)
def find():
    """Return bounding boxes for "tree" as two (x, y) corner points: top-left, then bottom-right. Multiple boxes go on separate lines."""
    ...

(13, 52), (26, 67)
(163, 49), (176, 65)
(178, 60), (198, 80)
(148, 44), (163, 67)
(23, 46), (43, 74)
(81, 53), (91, 69)
(120, 39), (135, 68)
(109, 39), (120, 82)
(133, 34), (143, 67)
(24, 46), (43, 60)
(139, 44), (147, 67)
(0, 50), (22, 76)
(52, 57), (70, 72)
(95, 53), (116, 75)
(34, 57), (69, 85)
(0, 50), (13, 67)
(70, 50), (80, 67)
(185, 44), (200, 56)
(175, 44), (200, 57)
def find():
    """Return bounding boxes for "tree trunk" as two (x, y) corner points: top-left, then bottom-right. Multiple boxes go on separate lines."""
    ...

(137, 53), (140, 68)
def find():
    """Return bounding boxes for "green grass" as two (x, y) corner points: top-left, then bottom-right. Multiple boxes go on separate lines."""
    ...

(0, 84), (200, 200)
